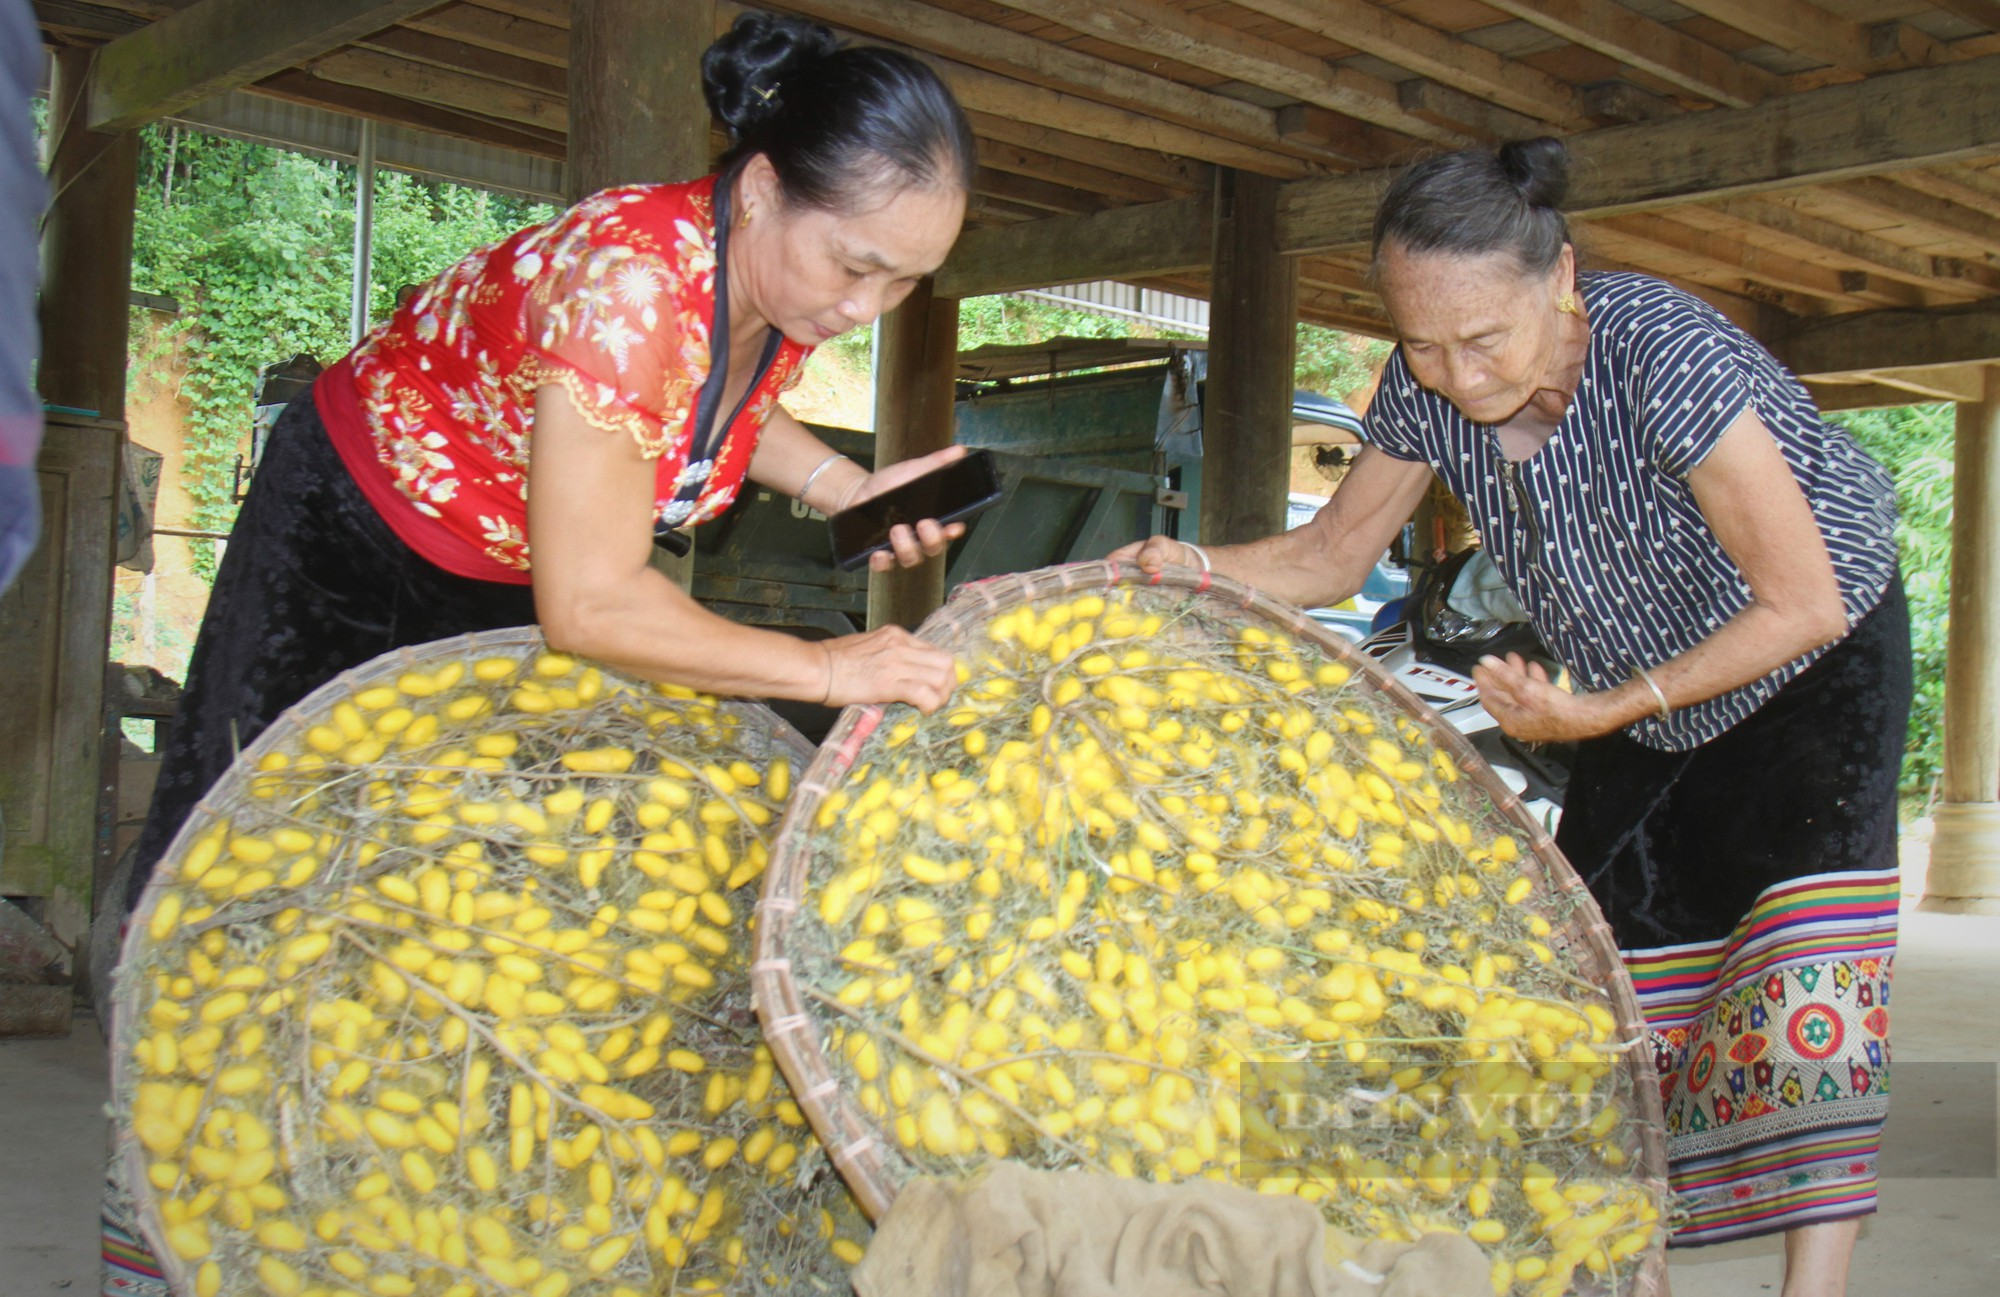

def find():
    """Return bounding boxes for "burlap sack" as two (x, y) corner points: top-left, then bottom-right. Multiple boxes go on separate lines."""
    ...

(854, 1163), (1491, 1297)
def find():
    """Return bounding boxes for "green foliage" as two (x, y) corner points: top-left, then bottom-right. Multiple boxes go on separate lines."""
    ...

(1295, 324), (1393, 403)
(1829, 404), (1954, 804)
(127, 126), (551, 581)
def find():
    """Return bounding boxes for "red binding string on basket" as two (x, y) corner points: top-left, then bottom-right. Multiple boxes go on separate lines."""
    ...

(830, 709), (885, 765)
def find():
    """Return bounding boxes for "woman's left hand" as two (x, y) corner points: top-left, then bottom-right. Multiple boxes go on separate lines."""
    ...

(1474, 652), (1620, 743)
(846, 445), (972, 572)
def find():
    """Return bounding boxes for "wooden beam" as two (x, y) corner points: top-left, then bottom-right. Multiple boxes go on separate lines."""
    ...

(1932, 1), (2000, 33)
(1588, 212), (1930, 308)
(935, 197), (1209, 299)
(87, 0), (445, 131)
(1277, 54), (2000, 256)
(1801, 378), (1948, 411)
(975, 0), (1462, 144)
(1776, 298), (2000, 376)
(254, 66), (567, 157)
(1848, 365), (1990, 403)
(1396, 78), (1544, 141)
(933, 54), (1308, 177)
(309, 47), (569, 133)
(1703, 196), (1998, 298)
(33, 0), (144, 40)
(764, 0), (1331, 169)
(972, 166), (1107, 216)
(1671, 0), (1939, 72)
(1828, 175), (2000, 251)
(1227, 0), (1590, 127)
(401, 2), (567, 65)
(355, 26), (566, 95)
(1271, 104), (1419, 169)
(1476, 0), (1775, 108)
(1579, 80), (1677, 124)
(965, 112), (1210, 193)
(976, 140), (1177, 206)
(1203, 169), (1298, 547)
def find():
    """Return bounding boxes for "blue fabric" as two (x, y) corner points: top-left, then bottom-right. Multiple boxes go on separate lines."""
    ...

(1365, 271), (1899, 751)
(1, 0), (45, 591)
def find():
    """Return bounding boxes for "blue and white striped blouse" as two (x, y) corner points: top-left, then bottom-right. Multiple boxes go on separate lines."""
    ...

(1365, 271), (1898, 751)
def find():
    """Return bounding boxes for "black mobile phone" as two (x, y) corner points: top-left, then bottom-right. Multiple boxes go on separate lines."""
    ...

(829, 449), (1003, 571)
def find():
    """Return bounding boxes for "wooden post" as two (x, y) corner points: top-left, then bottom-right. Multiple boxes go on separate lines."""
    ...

(39, 48), (139, 419)
(568, 0), (714, 589)
(568, 0), (712, 199)
(4, 47), (138, 960)
(867, 280), (959, 630)
(1201, 168), (1297, 547)
(1925, 365), (2000, 915)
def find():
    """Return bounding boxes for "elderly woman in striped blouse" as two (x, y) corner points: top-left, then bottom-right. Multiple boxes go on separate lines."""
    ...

(1118, 138), (1909, 1297)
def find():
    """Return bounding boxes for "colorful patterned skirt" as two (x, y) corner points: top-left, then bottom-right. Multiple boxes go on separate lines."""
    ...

(1556, 579), (1911, 1246)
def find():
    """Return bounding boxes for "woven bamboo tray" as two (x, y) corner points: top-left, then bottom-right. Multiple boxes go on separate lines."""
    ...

(110, 627), (873, 1297)
(753, 561), (1668, 1295)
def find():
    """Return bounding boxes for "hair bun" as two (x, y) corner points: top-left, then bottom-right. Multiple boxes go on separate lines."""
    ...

(1496, 137), (1570, 210)
(702, 11), (841, 136)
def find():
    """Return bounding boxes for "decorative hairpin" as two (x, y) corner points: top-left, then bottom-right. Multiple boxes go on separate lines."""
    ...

(753, 84), (778, 102)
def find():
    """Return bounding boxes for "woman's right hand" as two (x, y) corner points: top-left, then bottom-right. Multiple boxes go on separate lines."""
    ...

(1107, 535), (1204, 576)
(821, 625), (958, 714)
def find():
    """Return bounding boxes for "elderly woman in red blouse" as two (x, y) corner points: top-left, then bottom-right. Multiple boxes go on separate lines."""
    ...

(124, 14), (973, 911)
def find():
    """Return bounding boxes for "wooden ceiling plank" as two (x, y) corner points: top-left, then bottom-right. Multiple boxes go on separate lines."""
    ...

(356, 25), (565, 95)
(462, 0), (564, 25)
(400, 2), (567, 66)
(965, 111), (1212, 191)
(87, 0), (450, 131)
(1592, 211), (1931, 308)
(252, 65), (565, 156)
(972, 0), (1464, 143)
(1668, 0), (1926, 73)
(933, 55), (1309, 176)
(972, 165), (1109, 215)
(1704, 196), (1995, 298)
(1271, 104), (1422, 168)
(1278, 54), (2000, 256)
(308, 46), (570, 133)
(976, 137), (1179, 204)
(1227, 0), (1590, 126)
(1828, 175), (2000, 252)
(762, 0), (1334, 167)
(1474, 0), (1775, 108)
(1396, 78), (1545, 140)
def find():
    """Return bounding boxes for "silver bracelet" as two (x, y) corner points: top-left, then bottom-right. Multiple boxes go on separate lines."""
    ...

(1632, 665), (1670, 720)
(796, 452), (849, 504)
(1182, 542), (1212, 574)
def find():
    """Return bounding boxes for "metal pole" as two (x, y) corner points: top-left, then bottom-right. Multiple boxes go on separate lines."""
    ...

(349, 120), (377, 346)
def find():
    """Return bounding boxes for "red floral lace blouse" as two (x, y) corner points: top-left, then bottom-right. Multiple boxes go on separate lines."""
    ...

(316, 174), (812, 585)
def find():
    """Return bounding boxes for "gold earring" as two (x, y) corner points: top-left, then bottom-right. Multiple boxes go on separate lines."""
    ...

(739, 202), (754, 229)
(1557, 291), (1578, 315)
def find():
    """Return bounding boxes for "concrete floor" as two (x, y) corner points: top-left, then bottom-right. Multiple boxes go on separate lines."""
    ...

(4, 828), (1994, 1296)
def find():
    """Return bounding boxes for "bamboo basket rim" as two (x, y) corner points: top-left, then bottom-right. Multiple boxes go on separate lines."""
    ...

(751, 561), (1668, 1293)
(111, 625), (815, 1297)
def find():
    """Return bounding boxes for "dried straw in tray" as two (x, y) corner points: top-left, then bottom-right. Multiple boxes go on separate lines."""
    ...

(754, 562), (1669, 1297)
(113, 627), (871, 1297)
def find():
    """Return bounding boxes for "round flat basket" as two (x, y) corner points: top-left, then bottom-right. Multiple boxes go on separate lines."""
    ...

(113, 627), (873, 1297)
(754, 562), (1669, 1297)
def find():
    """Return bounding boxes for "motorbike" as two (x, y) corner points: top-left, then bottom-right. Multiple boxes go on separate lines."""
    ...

(1355, 547), (1572, 832)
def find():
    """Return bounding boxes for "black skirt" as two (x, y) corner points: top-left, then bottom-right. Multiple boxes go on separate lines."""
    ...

(1555, 576), (1912, 950)
(128, 390), (538, 904)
